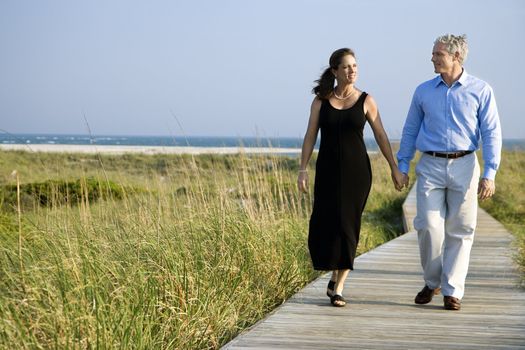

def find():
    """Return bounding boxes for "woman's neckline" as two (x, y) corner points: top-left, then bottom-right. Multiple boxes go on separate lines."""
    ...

(327, 92), (364, 111)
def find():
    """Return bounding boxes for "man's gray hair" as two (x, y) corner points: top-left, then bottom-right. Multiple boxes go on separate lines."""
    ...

(435, 34), (469, 64)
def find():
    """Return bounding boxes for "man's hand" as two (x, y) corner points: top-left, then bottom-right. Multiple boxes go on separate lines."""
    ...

(402, 173), (410, 188)
(478, 178), (495, 201)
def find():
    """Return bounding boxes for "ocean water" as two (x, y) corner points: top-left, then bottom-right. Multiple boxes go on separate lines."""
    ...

(0, 133), (352, 150)
(0, 134), (307, 148)
(1, 133), (524, 151)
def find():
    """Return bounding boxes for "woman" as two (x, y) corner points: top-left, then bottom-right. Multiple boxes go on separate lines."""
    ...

(298, 48), (405, 307)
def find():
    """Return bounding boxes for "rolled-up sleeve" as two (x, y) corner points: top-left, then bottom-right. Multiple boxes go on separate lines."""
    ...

(397, 89), (423, 174)
(478, 86), (502, 180)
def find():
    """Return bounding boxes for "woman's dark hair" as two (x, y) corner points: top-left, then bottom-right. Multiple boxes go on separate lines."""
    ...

(312, 48), (355, 99)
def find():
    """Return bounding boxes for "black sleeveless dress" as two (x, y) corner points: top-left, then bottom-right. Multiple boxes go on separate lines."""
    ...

(308, 92), (372, 271)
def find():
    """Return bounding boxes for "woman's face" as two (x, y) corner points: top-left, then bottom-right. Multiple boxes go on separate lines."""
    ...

(332, 54), (358, 85)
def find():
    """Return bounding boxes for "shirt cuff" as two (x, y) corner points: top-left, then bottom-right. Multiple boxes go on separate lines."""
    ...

(398, 161), (410, 174)
(483, 168), (497, 180)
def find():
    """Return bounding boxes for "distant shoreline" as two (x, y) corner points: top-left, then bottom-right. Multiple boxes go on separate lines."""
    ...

(0, 144), (304, 155)
(2, 134), (524, 152)
(1, 142), (522, 155)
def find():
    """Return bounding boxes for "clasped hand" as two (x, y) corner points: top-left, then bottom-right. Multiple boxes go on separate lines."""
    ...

(392, 169), (409, 191)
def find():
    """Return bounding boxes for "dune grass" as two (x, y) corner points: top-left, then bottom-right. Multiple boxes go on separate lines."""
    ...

(1, 148), (523, 348)
(0, 149), (406, 349)
(479, 149), (525, 287)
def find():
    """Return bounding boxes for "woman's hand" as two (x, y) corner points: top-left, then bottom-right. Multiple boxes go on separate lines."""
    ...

(297, 170), (309, 193)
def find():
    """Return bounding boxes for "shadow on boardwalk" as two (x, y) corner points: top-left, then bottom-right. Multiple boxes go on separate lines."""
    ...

(224, 184), (525, 349)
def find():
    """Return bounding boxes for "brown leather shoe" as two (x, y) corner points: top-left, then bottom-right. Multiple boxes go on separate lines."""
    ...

(414, 285), (441, 304)
(444, 296), (461, 310)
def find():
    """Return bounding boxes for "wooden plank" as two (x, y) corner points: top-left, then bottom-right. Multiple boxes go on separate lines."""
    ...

(223, 184), (525, 349)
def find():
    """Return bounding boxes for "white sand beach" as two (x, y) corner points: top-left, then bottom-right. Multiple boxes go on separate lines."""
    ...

(0, 144), (303, 155)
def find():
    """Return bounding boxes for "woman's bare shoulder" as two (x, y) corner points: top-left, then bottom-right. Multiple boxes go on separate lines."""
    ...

(311, 96), (323, 109)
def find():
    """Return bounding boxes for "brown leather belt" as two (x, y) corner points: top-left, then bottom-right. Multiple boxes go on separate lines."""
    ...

(424, 150), (473, 159)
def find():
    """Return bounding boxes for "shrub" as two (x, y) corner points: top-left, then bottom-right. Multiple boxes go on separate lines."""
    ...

(0, 178), (125, 212)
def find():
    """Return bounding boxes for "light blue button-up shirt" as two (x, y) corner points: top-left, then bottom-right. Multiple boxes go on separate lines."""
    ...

(397, 70), (502, 180)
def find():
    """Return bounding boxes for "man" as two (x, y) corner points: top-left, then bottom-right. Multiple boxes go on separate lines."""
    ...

(397, 34), (502, 310)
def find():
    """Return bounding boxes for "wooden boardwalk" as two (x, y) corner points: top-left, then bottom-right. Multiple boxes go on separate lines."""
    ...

(224, 185), (525, 349)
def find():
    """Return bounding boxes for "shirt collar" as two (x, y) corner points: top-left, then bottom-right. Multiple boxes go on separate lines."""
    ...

(434, 68), (469, 87)
(457, 69), (469, 85)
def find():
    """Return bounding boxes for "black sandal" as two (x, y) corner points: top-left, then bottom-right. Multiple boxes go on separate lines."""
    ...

(330, 294), (346, 307)
(326, 280), (336, 297)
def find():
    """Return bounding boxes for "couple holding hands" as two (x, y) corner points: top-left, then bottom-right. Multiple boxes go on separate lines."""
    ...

(298, 34), (502, 310)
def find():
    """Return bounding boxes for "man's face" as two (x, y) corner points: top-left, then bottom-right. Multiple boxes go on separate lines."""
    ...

(431, 42), (457, 74)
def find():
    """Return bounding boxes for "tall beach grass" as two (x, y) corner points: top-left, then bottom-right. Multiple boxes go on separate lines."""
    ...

(0, 149), (404, 348)
(479, 149), (525, 287)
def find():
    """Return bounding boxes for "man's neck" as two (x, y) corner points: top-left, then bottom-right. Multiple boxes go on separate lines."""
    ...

(441, 66), (464, 87)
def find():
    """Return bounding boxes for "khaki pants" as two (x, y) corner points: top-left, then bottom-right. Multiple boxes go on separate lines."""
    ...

(414, 152), (480, 299)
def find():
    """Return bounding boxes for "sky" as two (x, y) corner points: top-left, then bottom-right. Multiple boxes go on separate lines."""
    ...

(1, 0), (524, 139)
